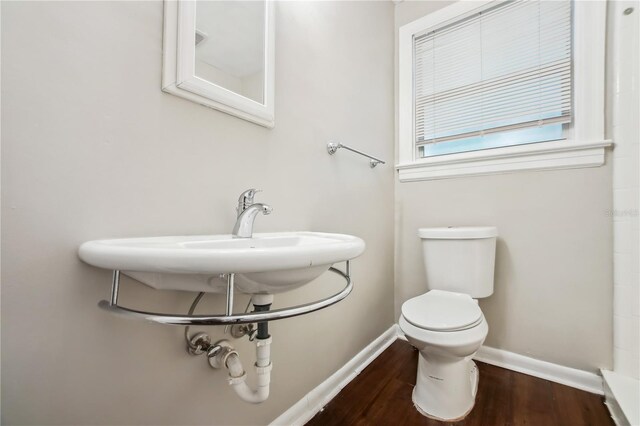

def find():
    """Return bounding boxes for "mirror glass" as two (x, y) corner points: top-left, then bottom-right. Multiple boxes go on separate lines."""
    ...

(194, 0), (265, 104)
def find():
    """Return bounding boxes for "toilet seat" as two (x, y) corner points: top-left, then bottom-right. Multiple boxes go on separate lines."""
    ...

(401, 290), (483, 332)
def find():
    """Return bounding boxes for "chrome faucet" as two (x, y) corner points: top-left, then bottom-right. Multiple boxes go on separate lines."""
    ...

(232, 189), (272, 238)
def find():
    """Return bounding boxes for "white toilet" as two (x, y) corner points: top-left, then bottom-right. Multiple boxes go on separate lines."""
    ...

(399, 226), (497, 421)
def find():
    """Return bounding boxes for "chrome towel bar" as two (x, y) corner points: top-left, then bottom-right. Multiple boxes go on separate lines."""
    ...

(98, 262), (352, 326)
(327, 142), (385, 168)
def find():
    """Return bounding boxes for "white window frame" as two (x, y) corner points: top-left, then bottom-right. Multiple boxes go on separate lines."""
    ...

(397, 0), (611, 182)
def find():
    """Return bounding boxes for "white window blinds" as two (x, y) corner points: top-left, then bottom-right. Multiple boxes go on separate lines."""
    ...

(414, 0), (572, 147)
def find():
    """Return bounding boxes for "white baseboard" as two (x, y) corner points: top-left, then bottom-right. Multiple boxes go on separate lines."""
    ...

(269, 324), (399, 426)
(272, 325), (605, 425)
(474, 346), (604, 395)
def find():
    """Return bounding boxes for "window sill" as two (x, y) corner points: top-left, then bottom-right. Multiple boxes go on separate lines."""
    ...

(396, 139), (612, 182)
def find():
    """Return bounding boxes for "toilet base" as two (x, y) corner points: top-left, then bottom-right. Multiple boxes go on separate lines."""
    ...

(413, 396), (475, 423)
(412, 355), (479, 421)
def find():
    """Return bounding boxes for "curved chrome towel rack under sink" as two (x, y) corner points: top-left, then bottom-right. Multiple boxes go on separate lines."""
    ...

(98, 261), (352, 326)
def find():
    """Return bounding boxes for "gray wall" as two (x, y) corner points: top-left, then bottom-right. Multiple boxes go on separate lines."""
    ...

(1, 2), (395, 424)
(394, 1), (613, 373)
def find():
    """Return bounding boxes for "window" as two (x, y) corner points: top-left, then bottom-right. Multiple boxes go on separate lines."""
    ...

(398, 0), (610, 181)
(414, 1), (571, 158)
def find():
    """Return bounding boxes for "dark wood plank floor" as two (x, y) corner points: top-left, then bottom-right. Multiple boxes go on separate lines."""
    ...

(306, 340), (614, 426)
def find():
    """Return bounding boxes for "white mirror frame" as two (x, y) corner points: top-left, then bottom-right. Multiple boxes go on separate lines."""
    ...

(162, 0), (275, 128)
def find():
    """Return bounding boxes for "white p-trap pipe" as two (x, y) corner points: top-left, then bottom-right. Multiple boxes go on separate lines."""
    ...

(224, 337), (272, 404)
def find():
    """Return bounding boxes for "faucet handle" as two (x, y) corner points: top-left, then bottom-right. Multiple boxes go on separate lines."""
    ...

(238, 188), (260, 201)
(237, 188), (262, 215)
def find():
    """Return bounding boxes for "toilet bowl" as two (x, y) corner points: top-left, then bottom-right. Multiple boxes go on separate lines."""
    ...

(400, 226), (497, 421)
(399, 290), (488, 421)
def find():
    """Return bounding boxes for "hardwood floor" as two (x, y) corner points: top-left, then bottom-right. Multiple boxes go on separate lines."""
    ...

(306, 340), (614, 426)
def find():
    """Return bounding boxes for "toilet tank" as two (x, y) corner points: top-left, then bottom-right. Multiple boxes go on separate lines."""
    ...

(419, 227), (497, 298)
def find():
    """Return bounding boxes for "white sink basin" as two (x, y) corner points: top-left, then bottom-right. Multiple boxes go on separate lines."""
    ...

(79, 232), (365, 294)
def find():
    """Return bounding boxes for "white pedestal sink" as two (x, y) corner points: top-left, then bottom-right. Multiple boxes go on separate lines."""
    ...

(79, 232), (365, 294)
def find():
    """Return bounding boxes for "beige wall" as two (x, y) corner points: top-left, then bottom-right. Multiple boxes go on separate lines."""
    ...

(1, 2), (395, 425)
(394, 1), (613, 374)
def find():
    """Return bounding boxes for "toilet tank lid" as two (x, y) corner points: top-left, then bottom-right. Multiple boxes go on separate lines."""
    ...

(418, 226), (497, 239)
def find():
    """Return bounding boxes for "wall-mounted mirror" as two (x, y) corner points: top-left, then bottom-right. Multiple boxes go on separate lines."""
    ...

(162, 1), (275, 128)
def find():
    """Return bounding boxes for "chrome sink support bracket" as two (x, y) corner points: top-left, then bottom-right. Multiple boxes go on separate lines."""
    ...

(99, 261), (352, 326)
(186, 272), (235, 353)
(226, 273), (234, 316)
(110, 270), (121, 305)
